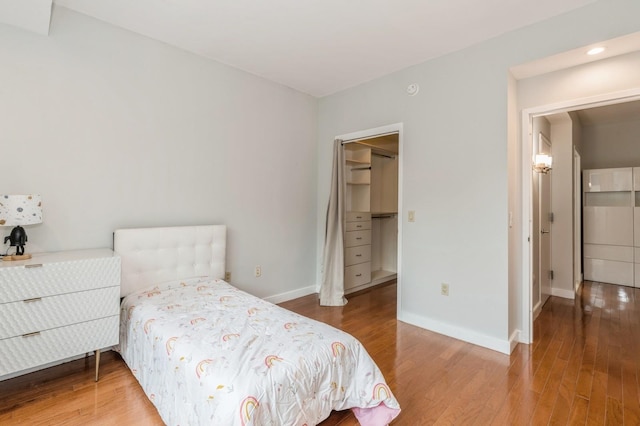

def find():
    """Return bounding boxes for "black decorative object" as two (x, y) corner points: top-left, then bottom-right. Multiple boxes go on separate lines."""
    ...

(4, 226), (28, 256)
(0, 195), (42, 260)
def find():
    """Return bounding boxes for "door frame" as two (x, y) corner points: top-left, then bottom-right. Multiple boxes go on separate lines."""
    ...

(573, 147), (582, 292)
(538, 132), (552, 313)
(520, 88), (640, 344)
(335, 123), (403, 314)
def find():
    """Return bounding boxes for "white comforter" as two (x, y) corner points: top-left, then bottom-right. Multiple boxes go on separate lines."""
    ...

(119, 277), (400, 426)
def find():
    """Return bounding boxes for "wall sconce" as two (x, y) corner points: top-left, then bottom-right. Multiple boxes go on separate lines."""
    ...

(533, 154), (553, 174)
(0, 194), (43, 261)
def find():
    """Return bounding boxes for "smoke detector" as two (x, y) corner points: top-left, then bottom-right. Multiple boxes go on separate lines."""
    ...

(406, 83), (419, 96)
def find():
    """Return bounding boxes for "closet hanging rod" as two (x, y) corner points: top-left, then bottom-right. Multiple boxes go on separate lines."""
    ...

(372, 215), (396, 219)
(350, 166), (371, 170)
(372, 152), (395, 159)
(342, 143), (397, 158)
(339, 131), (398, 144)
(340, 137), (398, 158)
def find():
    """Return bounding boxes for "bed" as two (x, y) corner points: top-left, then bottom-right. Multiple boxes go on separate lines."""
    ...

(114, 225), (400, 425)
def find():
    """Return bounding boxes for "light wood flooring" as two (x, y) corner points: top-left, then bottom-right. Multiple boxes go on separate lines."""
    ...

(1, 280), (639, 425)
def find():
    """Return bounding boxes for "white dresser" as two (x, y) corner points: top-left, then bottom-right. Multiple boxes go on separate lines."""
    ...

(344, 211), (372, 289)
(0, 249), (120, 380)
(583, 168), (634, 286)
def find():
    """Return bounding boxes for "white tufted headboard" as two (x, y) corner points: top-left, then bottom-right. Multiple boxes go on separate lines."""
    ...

(113, 225), (226, 297)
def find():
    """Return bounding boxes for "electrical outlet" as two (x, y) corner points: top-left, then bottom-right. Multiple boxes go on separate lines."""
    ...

(255, 266), (262, 278)
(441, 283), (449, 296)
(408, 210), (416, 222)
(224, 272), (231, 282)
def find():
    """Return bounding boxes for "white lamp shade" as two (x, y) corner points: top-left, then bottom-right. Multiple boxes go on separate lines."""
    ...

(535, 154), (552, 168)
(0, 195), (43, 226)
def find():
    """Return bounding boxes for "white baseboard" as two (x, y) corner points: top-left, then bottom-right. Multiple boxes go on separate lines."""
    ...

(263, 285), (316, 304)
(509, 329), (520, 353)
(345, 281), (383, 295)
(398, 311), (511, 355)
(533, 300), (542, 320)
(551, 287), (575, 299)
(575, 280), (583, 292)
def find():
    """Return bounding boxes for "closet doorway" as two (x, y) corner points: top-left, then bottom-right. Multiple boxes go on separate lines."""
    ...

(336, 123), (403, 306)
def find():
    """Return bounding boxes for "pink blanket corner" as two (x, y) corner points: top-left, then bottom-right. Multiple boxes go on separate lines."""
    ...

(352, 403), (401, 426)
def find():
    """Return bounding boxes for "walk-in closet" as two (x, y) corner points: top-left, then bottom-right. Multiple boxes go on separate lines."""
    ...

(343, 134), (398, 293)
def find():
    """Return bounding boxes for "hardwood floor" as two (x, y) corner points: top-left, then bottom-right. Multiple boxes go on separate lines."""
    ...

(1, 280), (639, 425)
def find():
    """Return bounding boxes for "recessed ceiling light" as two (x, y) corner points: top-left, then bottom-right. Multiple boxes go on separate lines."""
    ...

(587, 47), (605, 55)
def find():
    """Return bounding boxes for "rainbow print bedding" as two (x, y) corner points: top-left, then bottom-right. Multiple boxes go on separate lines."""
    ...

(119, 277), (400, 425)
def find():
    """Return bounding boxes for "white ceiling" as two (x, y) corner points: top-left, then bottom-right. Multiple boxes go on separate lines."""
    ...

(0, 0), (52, 35)
(2, 0), (598, 97)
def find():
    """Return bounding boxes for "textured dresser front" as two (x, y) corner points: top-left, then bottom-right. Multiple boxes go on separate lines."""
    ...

(344, 212), (372, 290)
(0, 249), (120, 378)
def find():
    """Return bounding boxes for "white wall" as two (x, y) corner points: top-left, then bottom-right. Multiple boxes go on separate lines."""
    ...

(318, 0), (640, 353)
(571, 112), (583, 155)
(507, 72), (519, 347)
(1, 6), (319, 302)
(571, 114), (583, 291)
(549, 114), (575, 298)
(581, 119), (640, 169)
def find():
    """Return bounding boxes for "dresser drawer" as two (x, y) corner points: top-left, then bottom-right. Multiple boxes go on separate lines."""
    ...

(584, 258), (634, 286)
(345, 220), (371, 232)
(0, 316), (119, 377)
(345, 230), (371, 247)
(584, 244), (633, 262)
(345, 245), (371, 267)
(346, 211), (371, 222)
(345, 262), (371, 289)
(0, 286), (120, 340)
(0, 255), (120, 303)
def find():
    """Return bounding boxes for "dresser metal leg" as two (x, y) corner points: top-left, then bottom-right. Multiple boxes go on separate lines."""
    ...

(95, 349), (101, 382)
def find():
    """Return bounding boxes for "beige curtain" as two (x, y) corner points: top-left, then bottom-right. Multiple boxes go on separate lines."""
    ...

(319, 139), (347, 306)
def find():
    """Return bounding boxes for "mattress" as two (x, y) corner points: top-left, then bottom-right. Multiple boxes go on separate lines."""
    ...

(119, 277), (400, 425)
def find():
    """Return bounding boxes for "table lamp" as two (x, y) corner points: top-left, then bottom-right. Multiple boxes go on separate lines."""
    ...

(0, 194), (43, 261)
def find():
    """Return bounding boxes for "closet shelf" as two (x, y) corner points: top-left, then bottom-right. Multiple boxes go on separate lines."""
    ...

(346, 159), (371, 166)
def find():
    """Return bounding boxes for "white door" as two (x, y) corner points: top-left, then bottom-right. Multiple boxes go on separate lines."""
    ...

(539, 133), (552, 306)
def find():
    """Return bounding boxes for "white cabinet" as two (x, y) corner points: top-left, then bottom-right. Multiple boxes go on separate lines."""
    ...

(584, 167), (632, 192)
(344, 138), (398, 292)
(344, 212), (371, 290)
(0, 249), (120, 380)
(582, 168), (634, 286)
(583, 207), (633, 246)
(583, 244), (634, 287)
(345, 245), (371, 266)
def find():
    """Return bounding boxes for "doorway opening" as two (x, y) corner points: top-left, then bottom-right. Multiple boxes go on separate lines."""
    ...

(336, 123), (403, 313)
(521, 90), (640, 344)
